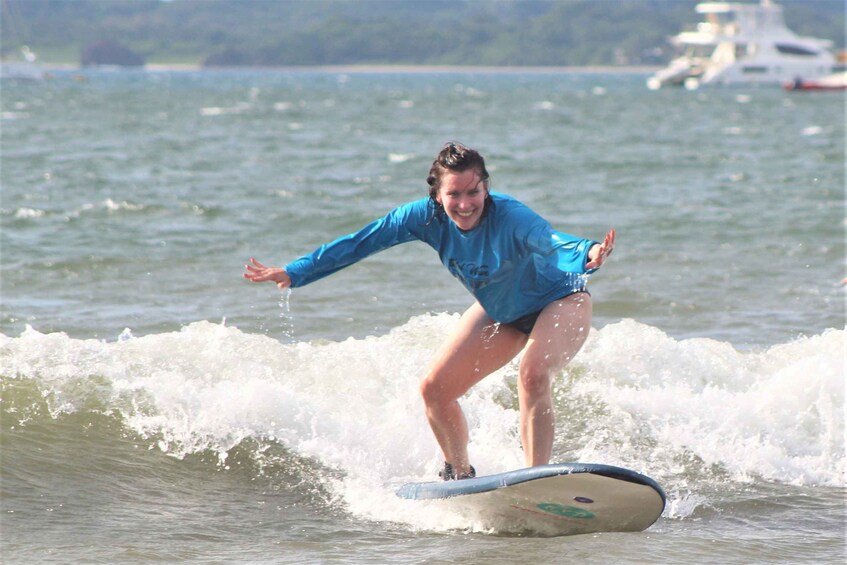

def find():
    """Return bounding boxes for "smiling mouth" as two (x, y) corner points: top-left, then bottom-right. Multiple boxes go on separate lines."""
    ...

(457, 210), (475, 217)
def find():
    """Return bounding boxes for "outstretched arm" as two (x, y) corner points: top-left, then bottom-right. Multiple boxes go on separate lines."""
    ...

(585, 228), (615, 270)
(243, 258), (291, 289)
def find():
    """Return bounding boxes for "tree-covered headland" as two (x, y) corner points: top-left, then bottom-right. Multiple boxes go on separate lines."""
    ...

(2, 0), (844, 68)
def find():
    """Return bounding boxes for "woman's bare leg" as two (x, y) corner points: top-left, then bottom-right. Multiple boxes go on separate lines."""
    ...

(518, 293), (592, 467)
(420, 302), (527, 477)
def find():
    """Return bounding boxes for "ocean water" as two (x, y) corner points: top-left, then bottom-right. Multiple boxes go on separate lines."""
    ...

(1, 69), (844, 563)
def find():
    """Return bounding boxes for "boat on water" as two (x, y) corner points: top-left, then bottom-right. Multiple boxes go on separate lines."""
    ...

(0, 46), (45, 81)
(648, 0), (841, 89)
(783, 71), (847, 91)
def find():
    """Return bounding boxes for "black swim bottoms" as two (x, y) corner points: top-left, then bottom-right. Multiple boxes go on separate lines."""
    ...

(504, 309), (543, 335)
(503, 290), (589, 335)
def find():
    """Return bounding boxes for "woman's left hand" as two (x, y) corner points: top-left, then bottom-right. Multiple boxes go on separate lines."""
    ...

(585, 228), (615, 270)
(243, 258), (292, 289)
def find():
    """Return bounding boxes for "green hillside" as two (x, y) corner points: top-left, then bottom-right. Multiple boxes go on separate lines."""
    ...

(2, 0), (843, 67)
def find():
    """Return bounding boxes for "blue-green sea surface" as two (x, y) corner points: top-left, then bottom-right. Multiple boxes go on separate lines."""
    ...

(2, 69), (844, 564)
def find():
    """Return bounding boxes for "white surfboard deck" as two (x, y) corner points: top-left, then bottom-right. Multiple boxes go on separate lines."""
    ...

(396, 463), (666, 537)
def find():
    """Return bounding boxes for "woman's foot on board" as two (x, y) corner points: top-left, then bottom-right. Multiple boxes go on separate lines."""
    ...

(438, 462), (477, 481)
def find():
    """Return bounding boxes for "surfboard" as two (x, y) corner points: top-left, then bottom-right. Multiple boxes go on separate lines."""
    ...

(396, 462), (666, 537)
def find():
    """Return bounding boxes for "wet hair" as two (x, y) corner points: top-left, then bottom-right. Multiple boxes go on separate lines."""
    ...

(426, 142), (490, 221)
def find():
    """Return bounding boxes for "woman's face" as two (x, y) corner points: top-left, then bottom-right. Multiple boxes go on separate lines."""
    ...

(436, 169), (487, 231)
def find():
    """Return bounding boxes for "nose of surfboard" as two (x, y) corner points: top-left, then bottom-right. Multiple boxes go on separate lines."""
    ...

(396, 462), (665, 537)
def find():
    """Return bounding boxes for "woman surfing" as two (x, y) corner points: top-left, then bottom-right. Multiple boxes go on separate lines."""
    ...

(244, 142), (615, 480)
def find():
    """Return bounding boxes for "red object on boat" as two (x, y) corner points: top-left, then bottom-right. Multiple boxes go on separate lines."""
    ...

(784, 72), (847, 91)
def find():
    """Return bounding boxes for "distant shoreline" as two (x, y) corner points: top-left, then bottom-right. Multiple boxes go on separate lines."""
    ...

(44, 63), (660, 74)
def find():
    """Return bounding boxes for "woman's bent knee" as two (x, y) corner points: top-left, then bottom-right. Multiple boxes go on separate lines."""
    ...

(518, 368), (552, 398)
(420, 372), (450, 406)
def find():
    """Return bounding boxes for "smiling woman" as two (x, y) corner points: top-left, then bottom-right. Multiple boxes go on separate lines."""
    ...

(426, 142), (490, 231)
(244, 141), (615, 481)
(435, 170), (487, 231)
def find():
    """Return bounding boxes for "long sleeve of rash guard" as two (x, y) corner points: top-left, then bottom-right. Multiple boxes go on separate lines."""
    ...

(282, 193), (599, 323)
(284, 200), (427, 288)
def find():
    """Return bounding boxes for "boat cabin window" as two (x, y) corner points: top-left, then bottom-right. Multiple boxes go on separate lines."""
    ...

(775, 44), (819, 57)
(742, 66), (769, 74)
(734, 43), (751, 60)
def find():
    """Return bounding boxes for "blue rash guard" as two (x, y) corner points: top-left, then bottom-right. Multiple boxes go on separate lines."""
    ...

(284, 192), (599, 324)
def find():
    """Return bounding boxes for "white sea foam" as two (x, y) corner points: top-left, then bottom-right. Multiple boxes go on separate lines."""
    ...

(1, 316), (843, 530)
(200, 102), (250, 116)
(103, 198), (145, 212)
(578, 320), (845, 488)
(13, 207), (46, 218)
(388, 152), (414, 163)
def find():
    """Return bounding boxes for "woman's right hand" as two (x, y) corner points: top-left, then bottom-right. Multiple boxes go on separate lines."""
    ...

(585, 228), (615, 270)
(243, 258), (292, 289)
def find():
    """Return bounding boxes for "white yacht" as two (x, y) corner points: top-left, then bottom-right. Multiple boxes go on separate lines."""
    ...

(0, 46), (45, 81)
(648, 0), (841, 89)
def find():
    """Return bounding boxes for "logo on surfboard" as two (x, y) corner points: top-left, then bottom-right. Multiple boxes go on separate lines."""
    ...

(536, 502), (596, 519)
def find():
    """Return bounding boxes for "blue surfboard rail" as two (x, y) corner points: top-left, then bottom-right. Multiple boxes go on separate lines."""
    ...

(396, 462), (666, 505)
